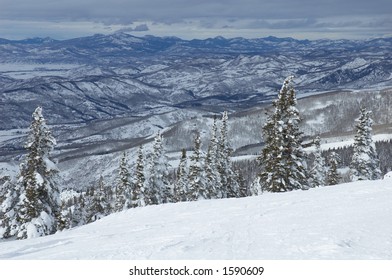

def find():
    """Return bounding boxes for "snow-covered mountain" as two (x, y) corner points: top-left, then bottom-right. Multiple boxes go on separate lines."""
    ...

(1, 33), (392, 190)
(0, 179), (391, 259)
(1, 34), (391, 130)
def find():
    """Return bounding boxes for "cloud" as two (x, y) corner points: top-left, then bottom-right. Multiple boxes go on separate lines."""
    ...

(117, 24), (150, 33)
(1, 0), (390, 24)
(0, 0), (391, 39)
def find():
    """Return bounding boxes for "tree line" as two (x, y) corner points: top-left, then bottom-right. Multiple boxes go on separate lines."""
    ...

(0, 77), (384, 240)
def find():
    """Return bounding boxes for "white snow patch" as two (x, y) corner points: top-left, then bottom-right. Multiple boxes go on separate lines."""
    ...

(341, 58), (368, 71)
(383, 171), (392, 179)
(306, 134), (392, 152)
(0, 179), (391, 259)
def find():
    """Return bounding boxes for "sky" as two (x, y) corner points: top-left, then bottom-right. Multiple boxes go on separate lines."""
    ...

(0, 0), (391, 40)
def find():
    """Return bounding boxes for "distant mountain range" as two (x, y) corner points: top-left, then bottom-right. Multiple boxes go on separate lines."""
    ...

(1, 33), (392, 190)
(1, 33), (391, 130)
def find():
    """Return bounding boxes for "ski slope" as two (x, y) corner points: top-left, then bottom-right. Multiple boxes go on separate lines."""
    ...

(0, 179), (391, 260)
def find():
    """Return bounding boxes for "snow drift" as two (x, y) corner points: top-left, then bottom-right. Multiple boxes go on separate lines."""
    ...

(0, 179), (391, 260)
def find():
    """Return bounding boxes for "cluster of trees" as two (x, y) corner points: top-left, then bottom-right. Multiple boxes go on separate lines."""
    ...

(0, 77), (384, 240)
(0, 109), (244, 238)
(252, 76), (381, 193)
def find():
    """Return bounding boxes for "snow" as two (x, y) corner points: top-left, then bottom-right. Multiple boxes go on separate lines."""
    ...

(0, 179), (391, 259)
(0, 128), (27, 142)
(341, 58), (368, 71)
(43, 157), (59, 172)
(305, 133), (392, 152)
(384, 171), (392, 179)
(0, 63), (80, 79)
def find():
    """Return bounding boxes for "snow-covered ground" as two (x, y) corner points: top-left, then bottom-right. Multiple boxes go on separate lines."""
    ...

(305, 133), (392, 152)
(0, 179), (391, 260)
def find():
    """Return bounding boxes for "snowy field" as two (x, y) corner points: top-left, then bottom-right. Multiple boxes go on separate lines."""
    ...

(0, 179), (391, 260)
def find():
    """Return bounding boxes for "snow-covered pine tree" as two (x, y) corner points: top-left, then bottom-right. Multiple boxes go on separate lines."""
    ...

(326, 151), (341, 186)
(257, 76), (309, 192)
(70, 194), (87, 227)
(349, 107), (382, 181)
(97, 175), (111, 215)
(249, 176), (263, 196)
(205, 116), (222, 199)
(57, 201), (72, 231)
(173, 149), (189, 202)
(237, 171), (249, 197)
(86, 177), (110, 223)
(132, 145), (147, 207)
(147, 132), (172, 204)
(0, 179), (20, 238)
(187, 133), (209, 201)
(6, 107), (61, 239)
(309, 136), (327, 187)
(114, 152), (132, 212)
(217, 111), (240, 198)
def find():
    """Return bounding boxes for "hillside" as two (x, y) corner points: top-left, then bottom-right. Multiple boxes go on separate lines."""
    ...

(1, 34), (392, 130)
(0, 179), (391, 260)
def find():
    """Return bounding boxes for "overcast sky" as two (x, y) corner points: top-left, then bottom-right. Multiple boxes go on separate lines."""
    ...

(0, 0), (391, 40)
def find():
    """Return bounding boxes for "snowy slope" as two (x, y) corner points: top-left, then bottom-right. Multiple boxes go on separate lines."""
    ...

(0, 179), (391, 260)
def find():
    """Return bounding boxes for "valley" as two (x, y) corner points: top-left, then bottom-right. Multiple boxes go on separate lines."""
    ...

(1, 33), (392, 189)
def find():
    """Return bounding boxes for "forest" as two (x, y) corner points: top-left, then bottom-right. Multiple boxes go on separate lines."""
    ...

(0, 77), (388, 240)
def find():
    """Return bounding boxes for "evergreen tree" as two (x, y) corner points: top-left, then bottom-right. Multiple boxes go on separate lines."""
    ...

(114, 152), (132, 212)
(217, 111), (239, 198)
(132, 145), (147, 207)
(257, 76), (308, 192)
(249, 177), (263, 196)
(205, 116), (222, 199)
(237, 170), (249, 197)
(147, 132), (172, 204)
(0, 180), (21, 238)
(86, 177), (110, 223)
(173, 149), (189, 202)
(188, 133), (208, 201)
(309, 136), (327, 187)
(350, 108), (382, 181)
(70, 194), (87, 227)
(326, 152), (341, 186)
(57, 201), (71, 231)
(1, 107), (61, 239)
(97, 176), (111, 215)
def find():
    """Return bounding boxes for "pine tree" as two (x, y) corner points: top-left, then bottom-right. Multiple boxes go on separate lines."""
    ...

(86, 177), (110, 223)
(147, 132), (172, 204)
(173, 149), (189, 202)
(249, 177), (263, 196)
(97, 176), (111, 215)
(2, 107), (61, 239)
(205, 116), (222, 199)
(326, 152), (341, 186)
(132, 145), (147, 207)
(237, 170), (249, 197)
(257, 76), (308, 192)
(188, 133), (208, 201)
(57, 201), (72, 231)
(114, 152), (132, 212)
(217, 111), (239, 198)
(70, 194), (87, 227)
(0, 180), (21, 238)
(350, 107), (381, 181)
(309, 136), (327, 187)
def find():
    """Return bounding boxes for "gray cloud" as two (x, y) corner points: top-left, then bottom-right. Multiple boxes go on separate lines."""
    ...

(1, 0), (391, 23)
(0, 0), (391, 39)
(117, 24), (150, 33)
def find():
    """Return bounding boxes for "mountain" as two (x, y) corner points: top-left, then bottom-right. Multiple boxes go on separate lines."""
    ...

(0, 179), (391, 259)
(1, 34), (391, 130)
(1, 33), (392, 190)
